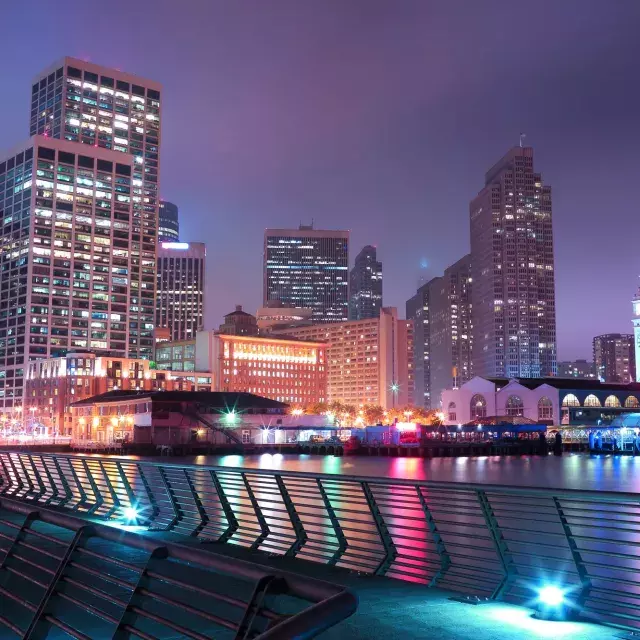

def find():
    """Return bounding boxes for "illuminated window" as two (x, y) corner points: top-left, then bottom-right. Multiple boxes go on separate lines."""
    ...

(583, 394), (601, 408)
(538, 397), (553, 420)
(506, 395), (524, 417)
(624, 395), (639, 408)
(448, 402), (456, 422)
(470, 394), (486, 419)
(604, 395), (621, 408)
(562, 394), (579, 407)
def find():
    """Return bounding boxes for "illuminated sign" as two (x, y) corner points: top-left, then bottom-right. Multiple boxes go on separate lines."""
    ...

(396, 422), (417, 432)
(161, 242), (189, 250)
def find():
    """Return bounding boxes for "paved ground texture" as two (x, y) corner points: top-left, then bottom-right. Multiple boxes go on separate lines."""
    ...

(153, 532), (618, 640)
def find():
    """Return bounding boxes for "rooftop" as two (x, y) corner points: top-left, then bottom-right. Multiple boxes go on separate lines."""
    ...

(71, 390), (289, 410)
(489, 377), (640, 392)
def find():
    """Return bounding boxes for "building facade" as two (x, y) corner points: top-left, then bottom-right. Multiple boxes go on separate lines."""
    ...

(156, 242), (205, 342)
(557, 360), (596, 379)
(31, 57), (161, 361)
(24, 352), (212, 436)
(263, 225), (349, 323)
(194, 332), (327, 406)
(593, 333), (635, 383)
(281, 307), (413, 409)
(405, 255), (472, 409)
(0, 136), (159, 411)
(633, 285), (640, 382)
(158, 200), (179, 242)
(155, 339), (196, 371)
(442, 376), (640, 427)
(349, 245), (382, 320)
(470, 146), (556, 379)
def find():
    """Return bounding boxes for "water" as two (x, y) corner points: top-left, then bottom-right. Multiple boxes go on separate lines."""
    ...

(107, 452), (640, 492)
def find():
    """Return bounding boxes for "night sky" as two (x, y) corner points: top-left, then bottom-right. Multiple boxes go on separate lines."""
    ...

(2, 0), (639, 361)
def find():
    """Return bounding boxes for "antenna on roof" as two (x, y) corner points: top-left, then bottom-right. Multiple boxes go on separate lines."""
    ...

(519, 132), (527, 148)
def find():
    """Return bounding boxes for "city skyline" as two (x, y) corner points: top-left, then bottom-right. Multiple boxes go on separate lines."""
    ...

(2, 1), (639, 361)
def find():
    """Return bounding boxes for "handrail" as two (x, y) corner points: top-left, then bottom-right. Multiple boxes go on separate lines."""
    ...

(0, 496), (356, 639)
(0, 450), (639, 633)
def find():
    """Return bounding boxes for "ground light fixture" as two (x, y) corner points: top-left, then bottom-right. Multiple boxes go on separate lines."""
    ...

(535, 585), (567, 620)
(122, 506), (139, 522)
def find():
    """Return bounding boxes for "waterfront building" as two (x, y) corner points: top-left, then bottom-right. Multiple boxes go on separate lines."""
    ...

(219, 305), (259, 336)
(158, 200), (179, 242)
(70, 390), (287, 445)
(263, 225), (349, 323)
(349, 245), (382, 321)
(193, 331), (327, 405)
(633, 284), (640, 382)
(593, 333), (635, 383)
(406, 255), (472, 409)
(557, 360), (596, 379)
(281, 307), (413, 409)
(156, 242), (205, 342)
(442, 376), (640, 427)
(256, 302), (313, 334)
(24, 352), (212, 436)
(470, 146), (556, 379)
(154, 339), (196, 371)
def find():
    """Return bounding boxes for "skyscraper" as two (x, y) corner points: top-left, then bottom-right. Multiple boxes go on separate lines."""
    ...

(349, 245), (382, 320)
(156, 242), (205, 341)
(263, 225), (349, 323)
(593, 334), (635, 383)
(406, 254), (472, 409)
(470, 146), (556, 378)
(158, 200), (179, 242)
(30, 57), (161, 360)
(0, 137), (138, 410)
(633, 284), (640, 382)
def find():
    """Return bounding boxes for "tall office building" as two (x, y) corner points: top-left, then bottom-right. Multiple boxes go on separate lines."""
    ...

(470, 146), (556, 378)
(406, 255), (472, 409)
(158, 200), (179, 242)
(0, 137), (141, 410)
(281, 307), (413, 409)
(30, 57), (161, 360)
(593, 334), (635, 383)
(633, 284), (640, 382)
(156, 242), (205, 342)
(263, 225), (349, 323)
(349, 245), (382, 320)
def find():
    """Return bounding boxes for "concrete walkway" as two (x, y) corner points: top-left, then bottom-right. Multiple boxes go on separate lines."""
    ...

(142, 529), (617, 640)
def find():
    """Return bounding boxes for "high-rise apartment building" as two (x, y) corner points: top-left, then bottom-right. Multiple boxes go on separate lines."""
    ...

(633, 285), (640, 382)
(470, 146), (556, 378)
(281, 307), (413, 409)
(158, 200), (179, 242)
(0, 59), (161, 412)
(263, 225), (349, 323)
(156, 242), (205, 342)
(349, 245), (382, 320)
(593, 334), (635, 383)
(30, 56), (161, 359)
(406, 255), (472, 409)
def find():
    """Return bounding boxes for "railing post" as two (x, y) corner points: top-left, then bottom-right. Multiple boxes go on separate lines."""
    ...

(241, 472), (270, 550)
(316, 478), (347, 566)
(553, 496), (592, 606)
(235, 575), (282, 640)
(22, 454), (47, 502)
(416, 486), (451, 586)
(361, 481), (397, 576)
(182, 468), (208, 536)
(275, 475), (307, 557)
(210, 470), (238, 543)
(97, 461), (120, 518)
(50, 456), (73, 507)
(0, 508), (39, 571)
(135, 463), (160, 524)
(156, 466), (181, 530)
(476, 490), (515, 599)
(81, 458), (104, 515)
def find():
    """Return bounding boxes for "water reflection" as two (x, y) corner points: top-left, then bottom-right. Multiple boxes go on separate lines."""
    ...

(86, 451), (640, 491)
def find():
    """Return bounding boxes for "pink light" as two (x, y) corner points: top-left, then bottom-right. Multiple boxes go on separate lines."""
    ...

(396, 422), (417, 432)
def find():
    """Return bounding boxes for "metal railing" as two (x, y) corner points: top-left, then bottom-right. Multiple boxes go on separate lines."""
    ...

(0, 451), (639, 632)
(0, 495), (356, 639)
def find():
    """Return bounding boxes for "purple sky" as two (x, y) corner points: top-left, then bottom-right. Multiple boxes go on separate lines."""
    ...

(2, 0), (639, 361)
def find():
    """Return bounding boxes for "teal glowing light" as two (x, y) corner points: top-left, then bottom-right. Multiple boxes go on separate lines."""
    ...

(123, 506), (139, 522)
(538, 585), (564, 606)
(224, 410), (238, 424)
(390, 383), (400, 393)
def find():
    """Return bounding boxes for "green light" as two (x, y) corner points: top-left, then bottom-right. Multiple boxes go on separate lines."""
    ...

(391, 383), (399, 392)
(224, 410), (238, 424)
